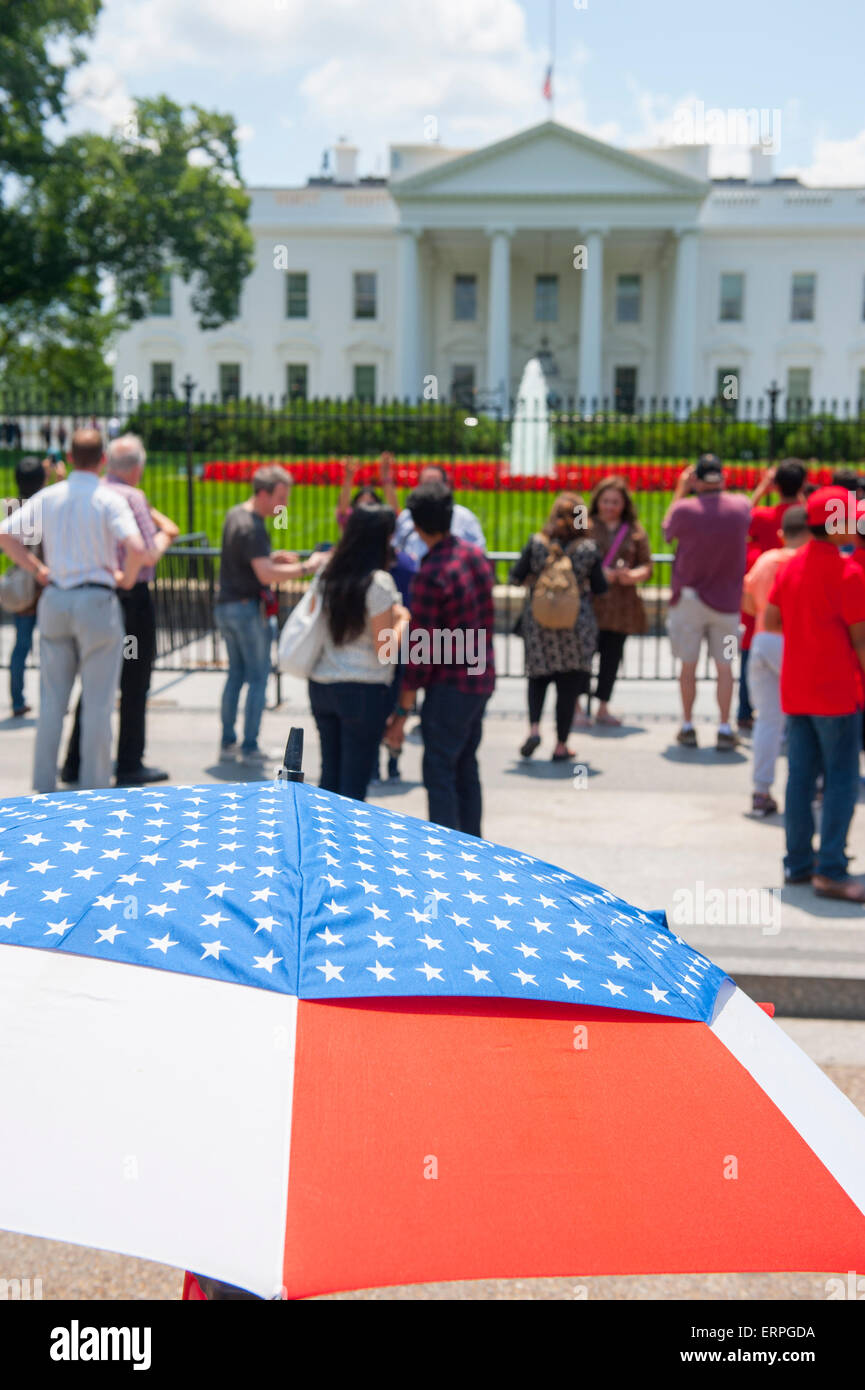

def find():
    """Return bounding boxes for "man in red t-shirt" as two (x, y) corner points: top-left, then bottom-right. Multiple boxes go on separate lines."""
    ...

(764, 486), (865, 900)
(749, 458), (807, 554)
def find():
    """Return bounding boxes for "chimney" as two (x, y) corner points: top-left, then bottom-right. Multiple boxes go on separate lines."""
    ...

(333, 138), (358, 183)
(749, 145), (774, 184)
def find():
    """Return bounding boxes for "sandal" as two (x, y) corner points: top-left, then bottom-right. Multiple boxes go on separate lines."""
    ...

(552, 748), (576, 762)
(595, 712), (622, 727)
(519, 734), (541, 758)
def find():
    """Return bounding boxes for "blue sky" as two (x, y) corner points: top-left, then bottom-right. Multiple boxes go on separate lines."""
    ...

(65, 0), (865, 186)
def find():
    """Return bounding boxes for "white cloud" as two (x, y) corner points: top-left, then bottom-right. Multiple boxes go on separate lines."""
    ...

(794, 129), (865, 187)
(65, 60), (134, 133)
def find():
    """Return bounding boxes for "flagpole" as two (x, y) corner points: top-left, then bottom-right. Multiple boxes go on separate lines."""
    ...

(548, 0), (556, 119)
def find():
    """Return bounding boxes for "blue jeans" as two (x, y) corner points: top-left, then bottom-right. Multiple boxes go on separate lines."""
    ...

(737, 646), (753, 723)
(215, 600), (272, 753)
(309, 678), (393, 801)
(784, 712), (861, 881)
(10, 613), (36, 712)
(420, 685), (490, 837)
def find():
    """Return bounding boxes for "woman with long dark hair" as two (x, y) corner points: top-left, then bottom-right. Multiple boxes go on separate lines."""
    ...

(308, 505), (409, 800)
(511, 492), (606, 761)
(581, 477), (652, 726)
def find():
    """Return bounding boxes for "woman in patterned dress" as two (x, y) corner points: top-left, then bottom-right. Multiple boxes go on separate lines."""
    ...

(577, 476), (652, 726)
(510, 492), (607, 761)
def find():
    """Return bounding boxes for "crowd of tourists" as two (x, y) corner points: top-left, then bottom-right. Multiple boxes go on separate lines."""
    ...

(2, 432), (865, 902)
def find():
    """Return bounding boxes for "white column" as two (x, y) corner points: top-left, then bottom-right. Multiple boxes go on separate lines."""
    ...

(486, 227), (512, 407)
(577, 228), (605, 409)
(669, 227), (699, 416)
(396, 227), (422, 401)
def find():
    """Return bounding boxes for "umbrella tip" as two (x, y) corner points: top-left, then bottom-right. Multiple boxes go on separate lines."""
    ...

(278, 727), (305, 783)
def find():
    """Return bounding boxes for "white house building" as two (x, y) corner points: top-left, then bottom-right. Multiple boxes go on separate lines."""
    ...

(112, 121), (865, 413)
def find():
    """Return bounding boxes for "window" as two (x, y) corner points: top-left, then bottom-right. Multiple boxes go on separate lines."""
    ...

(715, 366), (740, 416)
(151, 362), (174, 398)
(286, 364), (308, 401)
(786, 367), (812, 415)
(453, 274), (477, 322)
(615, 274), (641, 324)
(353, 364), (376, 402)
(535, 274), (558, 322)
(151, 271), (172, 317)
(219, 363), (241, 403)
(451, 365), (476, 406)
(285, 273), (308, 319)
(353, 272), (377, 320)
(614, 366), (638, 415)
(719, 273), (744, 322)
(791, 273), (816, 322)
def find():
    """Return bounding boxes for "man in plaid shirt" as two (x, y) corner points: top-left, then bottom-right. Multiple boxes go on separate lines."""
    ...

(385, 480), (495, 837)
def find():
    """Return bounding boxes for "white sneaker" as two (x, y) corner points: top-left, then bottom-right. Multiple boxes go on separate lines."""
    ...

(219, 743), (239, 762)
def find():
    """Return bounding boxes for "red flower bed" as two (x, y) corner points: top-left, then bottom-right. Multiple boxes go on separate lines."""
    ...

(200, 459), (836, 492)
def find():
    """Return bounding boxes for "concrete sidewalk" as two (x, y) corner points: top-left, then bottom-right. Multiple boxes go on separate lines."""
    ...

(2, 663), (864, 1017)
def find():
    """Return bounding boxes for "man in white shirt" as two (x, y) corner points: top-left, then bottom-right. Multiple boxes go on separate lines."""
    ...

(393, 464), (486, 563)
(0, 428), (148, 792)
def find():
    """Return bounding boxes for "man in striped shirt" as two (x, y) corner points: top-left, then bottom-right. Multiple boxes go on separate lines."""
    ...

(0, 428), (148, 791)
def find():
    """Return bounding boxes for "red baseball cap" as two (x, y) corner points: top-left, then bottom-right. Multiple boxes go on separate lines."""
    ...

(805, 485), (852, 528)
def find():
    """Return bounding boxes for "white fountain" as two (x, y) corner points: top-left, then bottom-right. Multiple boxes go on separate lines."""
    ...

(508, 356), (555, 477)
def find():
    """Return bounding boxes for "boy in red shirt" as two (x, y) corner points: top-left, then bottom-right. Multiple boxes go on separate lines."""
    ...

(749, 458), (807, 554)
(764, 487), (865, 900)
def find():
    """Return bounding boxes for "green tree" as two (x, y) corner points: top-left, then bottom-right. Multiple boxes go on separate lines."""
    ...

(0, 0), (253, 399)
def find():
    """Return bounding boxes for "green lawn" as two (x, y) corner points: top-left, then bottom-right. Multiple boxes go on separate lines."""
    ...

(0, 453), (678, 558)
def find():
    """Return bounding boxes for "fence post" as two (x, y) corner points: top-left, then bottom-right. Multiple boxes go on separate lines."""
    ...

(767, 379), (781, 464)
(182, 374), (196, 534)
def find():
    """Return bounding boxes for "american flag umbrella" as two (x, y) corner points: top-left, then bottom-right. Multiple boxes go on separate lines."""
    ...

(1, 733), (864, 1299)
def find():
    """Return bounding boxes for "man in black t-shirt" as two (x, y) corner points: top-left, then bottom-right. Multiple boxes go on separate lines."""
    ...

(216, 467), (323, 764)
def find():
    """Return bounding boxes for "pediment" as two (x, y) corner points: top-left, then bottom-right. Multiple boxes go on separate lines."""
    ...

(393, 122), (708, 202)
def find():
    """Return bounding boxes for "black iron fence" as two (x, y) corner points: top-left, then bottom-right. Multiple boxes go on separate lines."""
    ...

(0, 546), (705, 689)
(1, 390), (864, 559)
(0, 390), (860, 687)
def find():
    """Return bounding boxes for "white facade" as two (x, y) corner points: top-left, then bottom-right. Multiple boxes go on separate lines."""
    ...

(112, 121), (865, 411)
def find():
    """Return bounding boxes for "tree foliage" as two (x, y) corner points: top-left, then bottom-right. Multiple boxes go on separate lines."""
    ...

(0, 0), (254, 394)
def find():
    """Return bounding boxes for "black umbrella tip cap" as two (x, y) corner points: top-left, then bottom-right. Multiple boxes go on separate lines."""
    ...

(280, 727), (305, 782)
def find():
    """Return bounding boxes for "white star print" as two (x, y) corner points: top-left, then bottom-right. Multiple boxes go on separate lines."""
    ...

(416, 962), (444, 981)
(316, 927), (345, 946)
(201, 940), (229, 960)
(644, 983), (670, 1003)
(608, 952), (633, 970)
(315, 959), (344, 982)
(514, 942), (540, 959)
(417, 934), (444, 951)
(368, 931), (394, 949)
(512, 969), (537, 987)
(600, 979), (626, 997)
(41, 886), (70, 904)
(465, 964), (491, 983)
(557, 974), (583, 990)
(366, 960), (395, 982)
(147, 933), (178, 954)
(252, 949), (284, 973)
(96, 925), (124, 944)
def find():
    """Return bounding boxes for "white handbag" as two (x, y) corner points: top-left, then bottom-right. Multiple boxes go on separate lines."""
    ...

(277, 577), (327, 678)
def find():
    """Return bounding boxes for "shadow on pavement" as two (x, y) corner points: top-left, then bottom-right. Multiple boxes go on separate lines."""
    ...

(660, 745), (749, 766)
(506, 760), (602, 781)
